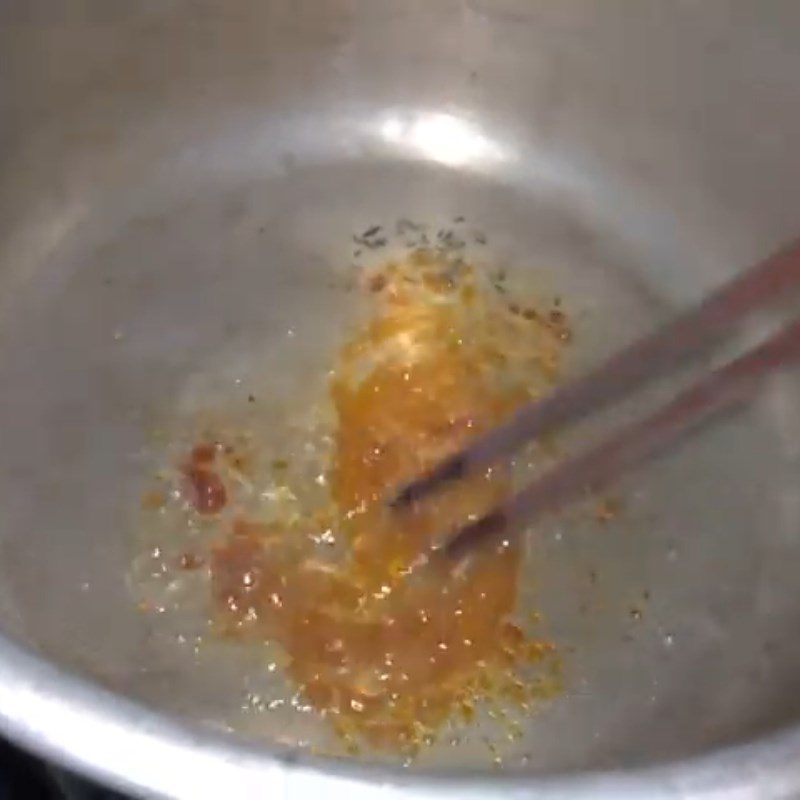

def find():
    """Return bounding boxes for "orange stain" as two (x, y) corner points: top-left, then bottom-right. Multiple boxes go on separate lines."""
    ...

(211, 253), (569, 751)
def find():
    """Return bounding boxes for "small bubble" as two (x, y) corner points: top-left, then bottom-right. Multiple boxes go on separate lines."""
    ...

(663, 633), (675, 648)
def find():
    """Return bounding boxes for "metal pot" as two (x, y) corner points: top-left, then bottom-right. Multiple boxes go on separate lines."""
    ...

(1, 1), (800, 797)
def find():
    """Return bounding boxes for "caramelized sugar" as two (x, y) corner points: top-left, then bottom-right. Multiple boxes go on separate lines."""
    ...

(208, 251), (571, 752)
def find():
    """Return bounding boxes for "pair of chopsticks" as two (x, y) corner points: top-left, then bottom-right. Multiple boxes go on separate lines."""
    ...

(391, 238), (800, 561)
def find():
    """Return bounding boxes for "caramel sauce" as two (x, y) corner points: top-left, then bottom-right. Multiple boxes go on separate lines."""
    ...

(181, 443), (227, 515)
(208, 252), (570, 752)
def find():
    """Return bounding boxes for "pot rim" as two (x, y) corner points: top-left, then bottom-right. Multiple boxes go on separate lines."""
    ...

(0, 636), (797, 799)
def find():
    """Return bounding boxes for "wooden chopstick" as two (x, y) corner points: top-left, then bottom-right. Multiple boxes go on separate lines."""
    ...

(441, 315), (800, 561)
(391, 238), (800, 509)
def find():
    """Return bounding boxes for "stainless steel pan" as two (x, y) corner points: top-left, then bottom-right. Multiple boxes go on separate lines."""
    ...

(1, 1), (800, 797)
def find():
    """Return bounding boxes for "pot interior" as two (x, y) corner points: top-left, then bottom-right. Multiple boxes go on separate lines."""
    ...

(1, 0), (800, 781)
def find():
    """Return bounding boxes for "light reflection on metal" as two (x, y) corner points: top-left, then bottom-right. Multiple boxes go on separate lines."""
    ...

(378, 112), (508, 168)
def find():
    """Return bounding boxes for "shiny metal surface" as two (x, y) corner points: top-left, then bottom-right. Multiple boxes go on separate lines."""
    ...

(1, 1), (800, 797)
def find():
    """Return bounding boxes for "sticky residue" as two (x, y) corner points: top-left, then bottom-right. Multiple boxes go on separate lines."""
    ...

(136, 241), (572, 757)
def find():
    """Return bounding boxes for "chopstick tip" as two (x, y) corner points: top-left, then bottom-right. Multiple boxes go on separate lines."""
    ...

(442, 509), (510, 562)
(389, 453), (469, 509)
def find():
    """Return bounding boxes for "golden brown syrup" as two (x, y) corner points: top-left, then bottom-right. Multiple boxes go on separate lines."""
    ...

(204, 251), (571, 753)
(137, 244), (572, 756)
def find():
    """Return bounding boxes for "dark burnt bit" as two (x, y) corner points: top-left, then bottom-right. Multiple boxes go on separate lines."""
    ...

(353, 225), (387, 251)
(435, 229), (466, 252)
(368, 272), (387, 293)
(396, 218), (424, 236)
(183, 465), (227, 515)
(359, 238), (387, 250)
(542, 306), (572, 342)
